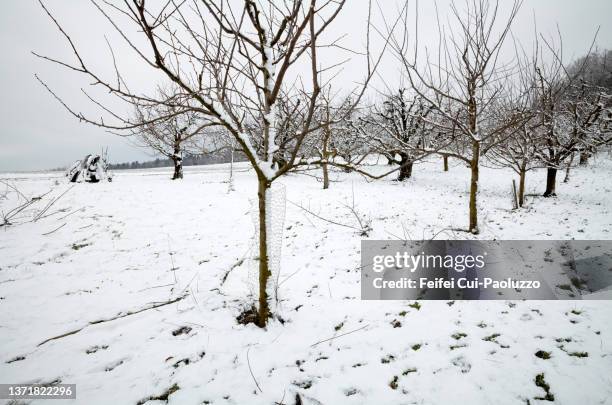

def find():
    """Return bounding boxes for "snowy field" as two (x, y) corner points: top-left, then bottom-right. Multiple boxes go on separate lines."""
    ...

(1, 157), (612, 404)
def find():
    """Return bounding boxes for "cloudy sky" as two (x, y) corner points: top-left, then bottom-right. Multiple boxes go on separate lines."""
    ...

(1, 0), (611, 172)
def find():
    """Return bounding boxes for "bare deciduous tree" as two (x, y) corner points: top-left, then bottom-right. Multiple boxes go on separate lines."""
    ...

(35, 0), (382, 327)
(385, 0), (525, 233)
(363, 89), (434, 181)
(133, 89), (217, 180)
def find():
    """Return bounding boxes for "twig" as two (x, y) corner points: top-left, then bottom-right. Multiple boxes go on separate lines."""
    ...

(33, 186), (74, 222)
(310, 324), (369, 347)
(42, 223), (67, 236)
(246, 346), (263, 393)
(221, 257), (245, 285)
(0, 180), (28, 201)
(37, 294), (187, 347)
(57, 207), (84, 221)
(287, 200), (361, 232)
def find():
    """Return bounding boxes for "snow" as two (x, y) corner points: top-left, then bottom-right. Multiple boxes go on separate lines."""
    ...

(1, 157), (612, 404)
(263, 43), (279, 178)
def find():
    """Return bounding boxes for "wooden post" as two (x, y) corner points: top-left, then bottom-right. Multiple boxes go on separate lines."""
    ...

(511, 179), (518, 210)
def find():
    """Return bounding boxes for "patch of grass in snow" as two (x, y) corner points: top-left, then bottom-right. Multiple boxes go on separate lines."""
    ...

(534, 374), (554, 402)
(344, 388), (358, 396)
(483, 333), (500, 342)
(85, 345), (108, 354)
(381, 354), (396, 364)
(451, 332), (467, 340)
(236, 306), (260, 326)
(408, 302), (421, 310)
(402, 368), (417, 375)
(171, 326), (192, 336)
(104, 359), (125, 372)
(136, 383), (179, 405)
(292, 380), (312, 389)
(411, 344), (422, 351)
(71, 242), (91, 250)
(534, 350), (552, 360)
(389, 376), (399, 390)
(567, 351), (589, 358)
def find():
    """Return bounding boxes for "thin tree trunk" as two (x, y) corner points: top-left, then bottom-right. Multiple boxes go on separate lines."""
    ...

(322, 124), (330, 189)
(468, 142), (480, 234)
(443, 155), (449, 172)
(256, 177), (272, 327)
(564, 153), (574, 183)
(322, 162), (329, 189)
(543, 167), (557, 197)
(227, 146), (235, 192)
(518, 169), (526, 207)
(579, 151), (589, 166)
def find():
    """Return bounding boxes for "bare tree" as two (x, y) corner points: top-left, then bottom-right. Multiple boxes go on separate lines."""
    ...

(310, 90), (360, 189)
(385, 0), (525, 233)
(133, 89), (216, 180)
(363, 89), (434, 181)
(531, 34), (605, 196)
(35, 0), (382, 327)
(489, 119), (543, 207)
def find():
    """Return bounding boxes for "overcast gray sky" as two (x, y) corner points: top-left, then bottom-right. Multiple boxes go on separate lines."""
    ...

(1, 0), (611, 172)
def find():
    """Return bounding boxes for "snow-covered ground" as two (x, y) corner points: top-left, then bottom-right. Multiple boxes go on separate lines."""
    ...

(1, 156), (612, 404)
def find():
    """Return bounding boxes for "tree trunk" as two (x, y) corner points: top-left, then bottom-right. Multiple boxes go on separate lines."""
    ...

(579, 151), (589, 166)
(543, 167), (557, 197)
(397, 153), (413, 181)
(468, 142), (480, 234)
(256, 177), (272, 327)
(443, 155), (449, 172)
(564, 153), (574, 183)
(518, 169), (526, 208)
(322, 162), (329, 189)
(172, 157), (183, 180)
(171, 144), (183, 180)
(322, 125), (330, 190)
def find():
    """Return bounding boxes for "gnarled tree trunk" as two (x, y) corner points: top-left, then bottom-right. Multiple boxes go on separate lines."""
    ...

(443, 155), (449, 172)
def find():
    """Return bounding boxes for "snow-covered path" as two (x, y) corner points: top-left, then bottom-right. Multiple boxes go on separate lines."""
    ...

(1, 158), (611, 404)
